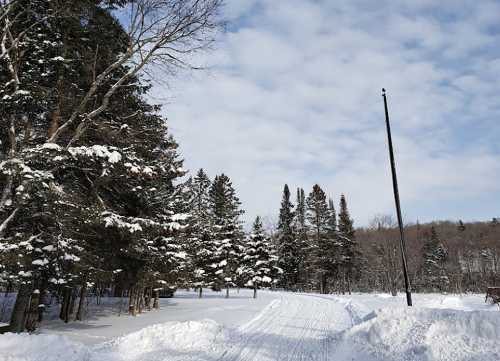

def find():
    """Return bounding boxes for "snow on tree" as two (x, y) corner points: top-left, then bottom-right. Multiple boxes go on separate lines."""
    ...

(420, 226), (449, 291)
(0, 0), (222, 331)
(186, 169), (215, 297)
(238, 216), (281, 298)
(208, 174), (244, 297)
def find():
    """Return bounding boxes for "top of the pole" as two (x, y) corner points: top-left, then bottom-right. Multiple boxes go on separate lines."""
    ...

(382, 88), (386, 96)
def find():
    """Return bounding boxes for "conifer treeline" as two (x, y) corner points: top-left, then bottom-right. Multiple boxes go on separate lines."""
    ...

(185, 169), (280, 299)
(273, 184), (500, 296)
(275, 184), (360, 294)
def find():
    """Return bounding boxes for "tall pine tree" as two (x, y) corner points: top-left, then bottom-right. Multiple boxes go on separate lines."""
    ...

(306, 185), (336, 293)
(337, 194), (358, 294)
(277, 184), (299, 289)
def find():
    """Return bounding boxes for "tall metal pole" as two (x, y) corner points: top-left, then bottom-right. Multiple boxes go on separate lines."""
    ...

(382, 88), (413, 307)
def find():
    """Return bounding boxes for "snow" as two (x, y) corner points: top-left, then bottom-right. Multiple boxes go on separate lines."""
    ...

(69, 145), (122, 164)
(334, 307), (500, 360)
(32, 258), (49, 266)
(41, 143), (62, 151)
(1, 291), (499, 361)
(92, 320), (226, 361)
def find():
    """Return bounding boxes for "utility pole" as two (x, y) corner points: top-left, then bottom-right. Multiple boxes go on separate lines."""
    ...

(382, 88), (413, 307)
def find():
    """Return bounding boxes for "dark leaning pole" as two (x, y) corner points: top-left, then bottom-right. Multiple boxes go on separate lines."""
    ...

(382, 88), (413, 307)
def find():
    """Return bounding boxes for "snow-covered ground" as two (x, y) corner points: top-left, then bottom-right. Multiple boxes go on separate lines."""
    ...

(1, 290), (499, 361)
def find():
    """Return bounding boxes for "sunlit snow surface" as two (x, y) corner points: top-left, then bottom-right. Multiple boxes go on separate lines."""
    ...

(1, 290), (499, 361)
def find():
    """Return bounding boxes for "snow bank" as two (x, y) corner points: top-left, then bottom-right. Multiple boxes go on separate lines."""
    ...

(0, 333), (89, 361)
(0, 320), (226, 361)
(333, 307), (500, 361)
(92, 319), (227, 361)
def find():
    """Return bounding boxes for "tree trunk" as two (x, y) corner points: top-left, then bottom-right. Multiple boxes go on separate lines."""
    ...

(320, 274), (327, 294)
(37, 278), (48, 323)
(253, 286), (257, 299)
(137, 287), (144, 314)
(118, 289), (125, 316)
(114, 283), (124, 298)
(75, 278), (87, 321)
(9, 283), (33, 333)
(225, 285), (229, 299)
(128, 287), (135, 316)
(146, 287), (153, 311)
(198, 287), (202, 298)
(59, 287), (70, 322)
(25, 290), (40, 332)
(153, 289), (159, 309)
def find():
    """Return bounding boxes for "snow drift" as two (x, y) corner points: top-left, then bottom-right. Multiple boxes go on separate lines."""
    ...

(0, 320), (227, 361)
(0, 333), (90, 361)
(333, 307), (500, 361)
(92, 319), (227, 361)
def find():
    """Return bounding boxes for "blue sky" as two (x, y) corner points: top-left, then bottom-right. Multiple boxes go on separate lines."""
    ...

(152, 0), (500, 227)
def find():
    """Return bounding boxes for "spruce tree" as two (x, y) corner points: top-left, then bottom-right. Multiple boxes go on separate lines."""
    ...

(306, 185), (338, 293)
(337, 194), (358, 294)
(187, 169), (213, 297)
(277, 184), (299, 289)
(420, 226), (449, 291)
(239, 216), (281, 298)
(209, 174), (244, 297)
(291, 187), (308, 288)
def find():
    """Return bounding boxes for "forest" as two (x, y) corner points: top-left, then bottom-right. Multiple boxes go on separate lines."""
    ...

(1, 0), (499, 335)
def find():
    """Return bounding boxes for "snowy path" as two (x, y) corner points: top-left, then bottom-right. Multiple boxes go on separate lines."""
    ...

(2, 291), (500, 361)
(219, 293), (354, 361)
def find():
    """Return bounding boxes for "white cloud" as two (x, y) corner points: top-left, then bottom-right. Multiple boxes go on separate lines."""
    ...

(158, 0), (500, 226)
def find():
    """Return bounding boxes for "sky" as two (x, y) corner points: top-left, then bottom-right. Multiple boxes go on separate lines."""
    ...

(152, 0), (500, 228)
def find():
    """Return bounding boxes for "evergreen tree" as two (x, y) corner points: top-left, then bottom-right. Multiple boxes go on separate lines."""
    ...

(187, 169), (213, 297)
(209, 174), (244, 297)
(306, 185), (334, 293)
(337, 194), (358, 293)
(239, 217), (281, 298)
(277, 184), (298, 289)
(293, 187), (308, 288)
(0, 0), (197, 330)
(327, 199), (337, 235)
(420, 226), (449, 291)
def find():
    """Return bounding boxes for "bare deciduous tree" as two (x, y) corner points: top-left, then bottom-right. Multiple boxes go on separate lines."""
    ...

(49, 0), (224, 146)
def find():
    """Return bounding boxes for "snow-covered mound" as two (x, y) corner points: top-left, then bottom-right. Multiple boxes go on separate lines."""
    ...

(0, 320), (227, 361)
(92, 319), (227, 361)
(333, 307), (500, 361)
(0, 333), (90, 361)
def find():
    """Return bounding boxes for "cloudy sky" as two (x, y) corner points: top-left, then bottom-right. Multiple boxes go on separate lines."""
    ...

(156, 0), (500, 227)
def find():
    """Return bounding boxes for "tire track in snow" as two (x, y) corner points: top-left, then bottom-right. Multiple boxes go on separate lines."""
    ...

(218, 293), (353, 361)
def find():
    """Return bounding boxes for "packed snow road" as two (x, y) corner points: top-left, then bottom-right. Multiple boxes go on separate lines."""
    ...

(218, 293), (354, 361)
(1, 290), (500, 361)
